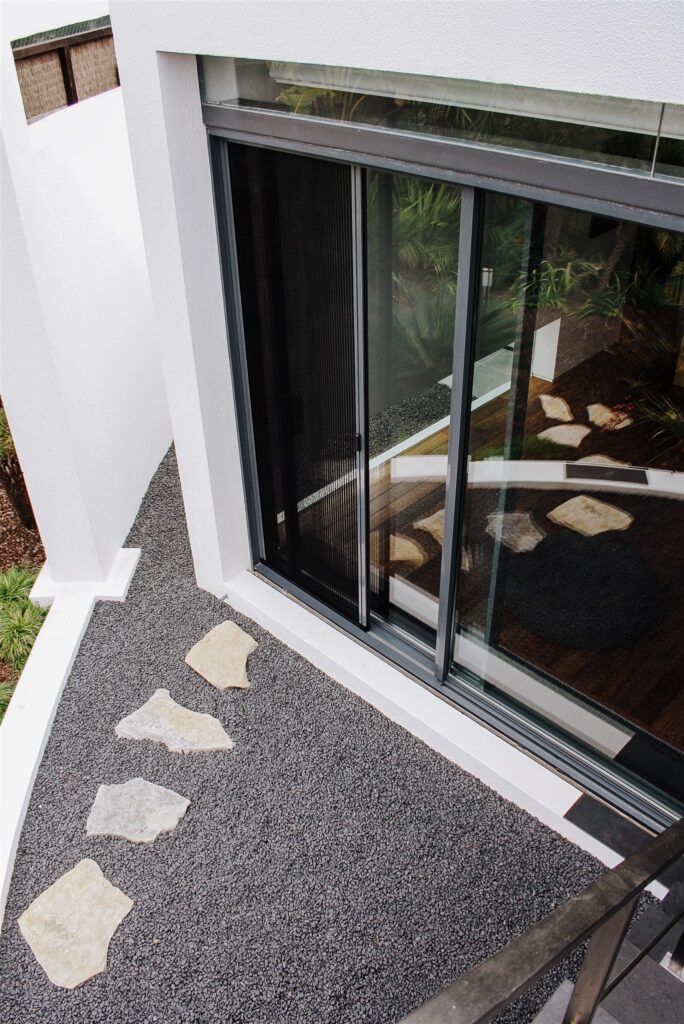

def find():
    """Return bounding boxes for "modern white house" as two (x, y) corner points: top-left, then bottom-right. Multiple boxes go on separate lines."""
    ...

(1, 3), (683, 1022)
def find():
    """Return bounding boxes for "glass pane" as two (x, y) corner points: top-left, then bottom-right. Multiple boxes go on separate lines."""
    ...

(453, 194), (684, 805)
(366, 170), (460, 646)
(227, 142), (359, 620)
(199, 56), (675, 175)
(654, 104), (684, 179)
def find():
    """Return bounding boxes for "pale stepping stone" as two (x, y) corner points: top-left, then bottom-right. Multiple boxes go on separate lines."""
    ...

(486, 511), (545, 553)
(576, 454), (631, 468)
(537, 424), (591, 448)
(18, 858), (133, 989)
(539, 393), (574, 422)
(185, 620), (257, 691)
(414, 508), (445, 546)
(115, 688), (234, 753)
(389, 534), (426, 566)
(547, 494), (633, 537)
(587, 403), (633, 430)
(86, 778), (190, 843)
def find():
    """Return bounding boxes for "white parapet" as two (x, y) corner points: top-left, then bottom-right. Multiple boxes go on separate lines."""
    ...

(0, 548), (141, 920)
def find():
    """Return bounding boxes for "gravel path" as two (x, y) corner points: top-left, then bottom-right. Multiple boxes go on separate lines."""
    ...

(0, 449), (602, 1024)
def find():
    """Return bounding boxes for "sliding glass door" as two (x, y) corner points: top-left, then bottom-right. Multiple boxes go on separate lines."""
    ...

(215, 135), (684, 816)
(227, 143), (361, 621)
(366, 170), (461, 647)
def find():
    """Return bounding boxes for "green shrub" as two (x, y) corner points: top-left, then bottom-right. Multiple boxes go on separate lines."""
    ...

(472, 435), (571, 462)
(0, 679), (17, 721)
(0, 600), (46, 671)
(0, 565), (40, 605)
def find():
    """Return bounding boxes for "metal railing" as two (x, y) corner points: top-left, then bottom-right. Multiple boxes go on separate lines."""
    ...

(401, 816), (684, 1024)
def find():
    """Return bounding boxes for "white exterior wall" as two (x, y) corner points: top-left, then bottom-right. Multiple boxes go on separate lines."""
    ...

(1, 3), (171, 581)
(109, 0), (683, 594)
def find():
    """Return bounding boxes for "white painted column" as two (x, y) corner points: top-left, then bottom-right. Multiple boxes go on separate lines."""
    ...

(1, 139), (108, 580)
(114, 46), (252, 596)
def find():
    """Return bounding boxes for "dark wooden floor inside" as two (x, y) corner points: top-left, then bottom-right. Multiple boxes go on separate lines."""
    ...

(365, 355), (684, 756)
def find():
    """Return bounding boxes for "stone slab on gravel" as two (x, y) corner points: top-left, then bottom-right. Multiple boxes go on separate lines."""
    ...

(486, 511), (545, 553)
(390, 533), (427, 566)
(539, 394), (574, 422)
(537, 424), (591, 448)
(575, 455), (631, 468)
(17, 859), (132, 989)
(0, 449), (608, 1024)
(414, 508), (445, 546)
(115, 688), (234, 753)
(587, 403), (633, 430)
(547, 495), (634, 537)
(185, 620), (258, 691)
(86, 778), (190, 844)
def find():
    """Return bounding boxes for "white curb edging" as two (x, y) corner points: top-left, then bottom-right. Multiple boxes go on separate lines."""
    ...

(0, 548), (141, 921)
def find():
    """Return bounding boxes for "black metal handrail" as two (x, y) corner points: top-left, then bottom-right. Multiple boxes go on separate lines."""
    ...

(401, 816), (684, 1024)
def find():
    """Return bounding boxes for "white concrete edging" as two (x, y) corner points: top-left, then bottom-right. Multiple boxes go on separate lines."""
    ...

(225, 569), (668, 900)
(0, 548), (140, 920)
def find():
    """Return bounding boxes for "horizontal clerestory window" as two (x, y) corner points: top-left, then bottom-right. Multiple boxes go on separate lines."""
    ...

(199, 56), (684, 180)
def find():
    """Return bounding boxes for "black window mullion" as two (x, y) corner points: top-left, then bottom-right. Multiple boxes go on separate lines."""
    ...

(434, 188), (484, 681)
(352, 164), (370, 629)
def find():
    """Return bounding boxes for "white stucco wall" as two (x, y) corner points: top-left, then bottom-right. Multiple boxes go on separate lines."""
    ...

(1, 3), (171, 581)
(113, 0), (684, 104)
(108, 0), (683, 594)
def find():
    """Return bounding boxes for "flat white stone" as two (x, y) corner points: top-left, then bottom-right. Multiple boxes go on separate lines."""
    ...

(18, 859), (133, 989)
(486, 511), (545, 553)
(414, 508), (445, 546)
(575, 455), (631, 468)
(86, 778), (190, 843)
(185, 620), (257, 691)
(587, 403), (633, 430)
(115, 689), (234, 753)
(389, 534), (426, 566)
(547, 495), (634, 537)
(537, 424), (591, 448)
(539, 394), (574, 422)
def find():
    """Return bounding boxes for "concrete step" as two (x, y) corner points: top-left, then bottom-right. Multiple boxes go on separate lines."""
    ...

(532, 980), (619, 1023)
(532, 938), (684, 1024)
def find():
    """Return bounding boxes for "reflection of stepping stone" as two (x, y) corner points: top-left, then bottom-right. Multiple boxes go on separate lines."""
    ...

(86, 778), (190, 843)
(390, 534), (426, 566)
(486, 511), (545, 553)
(18, 859), (133, 989)
(186, 621), (257, 690)
(539, 394), (573, 422)
(537, 424), (591, 447)
(414, 508), (445, 545)
(576, 454), (631, 468)
(115, 689), (234, 753)
(587, 403), (633, 430)
(547, 495), (633, 537)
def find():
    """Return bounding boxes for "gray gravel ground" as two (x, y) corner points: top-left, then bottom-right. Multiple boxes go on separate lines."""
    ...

(0, 449), (604, 1024)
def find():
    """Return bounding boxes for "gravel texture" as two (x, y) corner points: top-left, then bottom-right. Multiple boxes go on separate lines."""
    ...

(369, 382), (452, 458)
(0, 449), (604, 1024)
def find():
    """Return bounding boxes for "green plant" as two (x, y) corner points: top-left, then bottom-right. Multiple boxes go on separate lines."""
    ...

(631, 390), (684, 458)
(0, 600), (46, 671)
(392, 176), (461, 278)
(619, 317), (680, 393)
(0, 565), (40, 605)
(509, 258), (601, 314)
(574, 271), (628, 319)
(0, 679), (17, 721)
(472, 436), (571, 461)
(0, 408), (15, 460)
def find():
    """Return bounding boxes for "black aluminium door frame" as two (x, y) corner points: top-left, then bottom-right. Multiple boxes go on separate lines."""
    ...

(208, 129), (682, 832)
(211, 131), (477, 671)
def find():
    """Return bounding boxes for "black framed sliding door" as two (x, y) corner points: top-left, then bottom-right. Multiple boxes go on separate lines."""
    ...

(227, 142), (361, 621)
